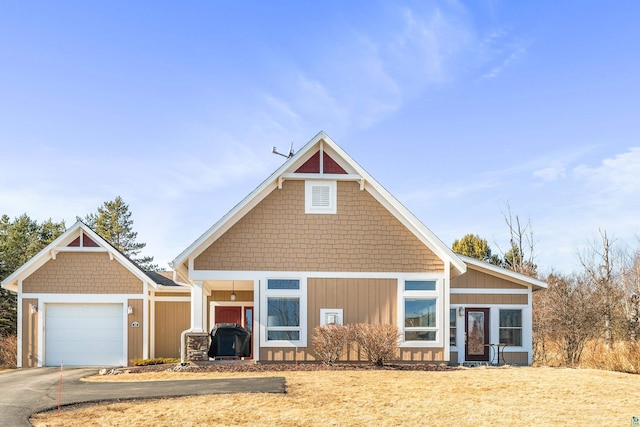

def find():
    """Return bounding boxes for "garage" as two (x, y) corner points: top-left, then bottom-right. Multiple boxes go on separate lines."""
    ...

(45, 303), (124, 366)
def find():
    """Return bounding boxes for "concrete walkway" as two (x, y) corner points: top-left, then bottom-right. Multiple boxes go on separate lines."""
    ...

(0, 367), (286, 426)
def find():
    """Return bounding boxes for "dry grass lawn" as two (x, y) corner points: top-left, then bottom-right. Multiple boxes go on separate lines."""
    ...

(32, 366), (640, 426)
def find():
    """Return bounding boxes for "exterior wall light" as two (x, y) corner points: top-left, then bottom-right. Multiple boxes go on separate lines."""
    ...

(31, 305), (38, 314)
(127, 305), (134, 315)
(458, 307), (465, 317)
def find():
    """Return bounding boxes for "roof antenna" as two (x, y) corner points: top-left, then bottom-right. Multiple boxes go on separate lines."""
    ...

(272, 142), (295, 158)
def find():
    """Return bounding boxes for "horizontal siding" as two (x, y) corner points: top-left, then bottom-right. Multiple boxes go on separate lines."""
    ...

(451, 268), (524, 290)
(450, 294), (528, 305)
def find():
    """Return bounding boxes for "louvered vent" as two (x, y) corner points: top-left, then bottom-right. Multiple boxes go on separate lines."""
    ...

(305, 180), (337, 214)
(311, 185), (331, 208)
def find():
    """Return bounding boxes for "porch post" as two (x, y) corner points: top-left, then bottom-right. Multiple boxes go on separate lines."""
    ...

(191, 281), (205, 332)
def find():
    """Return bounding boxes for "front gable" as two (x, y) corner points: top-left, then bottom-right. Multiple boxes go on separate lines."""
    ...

(194, 179), (444, 272)
(1, 221), (160, 293)
(174, 131), (465, 277)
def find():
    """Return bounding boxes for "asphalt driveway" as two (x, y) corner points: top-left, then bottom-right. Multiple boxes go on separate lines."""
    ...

(0, 367), (286, 426)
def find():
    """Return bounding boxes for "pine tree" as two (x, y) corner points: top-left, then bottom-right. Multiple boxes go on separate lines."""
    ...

(0, 214), (65, 336)
(84, 196), (158, 271)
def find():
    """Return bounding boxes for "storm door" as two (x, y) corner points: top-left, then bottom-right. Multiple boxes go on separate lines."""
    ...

(465, 308), (490, 361)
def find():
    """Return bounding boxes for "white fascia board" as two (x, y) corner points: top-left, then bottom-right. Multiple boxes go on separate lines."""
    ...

(79, 224), (161, 290)
(1, 221), (162, 292)
(1, 221), (85, 291)
(459, 255), (547, 290)
(319, 135), (467, 277)
(171, 131), (333, 268)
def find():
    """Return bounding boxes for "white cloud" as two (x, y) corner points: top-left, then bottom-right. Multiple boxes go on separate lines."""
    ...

(573, 147), (640, 194)
(533, 161), (566, 182)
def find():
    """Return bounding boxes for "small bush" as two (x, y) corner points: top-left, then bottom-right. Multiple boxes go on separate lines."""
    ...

(351, 323), (399, 366)
(0, 335), (17, 368)
(312, 325), (350, 365)
(130, 357), (181, 366)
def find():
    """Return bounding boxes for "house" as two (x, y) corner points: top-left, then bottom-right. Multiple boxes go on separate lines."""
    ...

(1, 131), (546, 367)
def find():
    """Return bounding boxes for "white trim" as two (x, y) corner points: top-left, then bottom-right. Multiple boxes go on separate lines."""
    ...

(260, 277), (307, 348)
(1, 221), (164, 292)
(17, 294), (23, 368)
(460, 255), (547, 290)
(305, 180), (337, 214)
(189, 270), (446, 281)
(209, 301), (253, 332)
(397, 275), (445, 348)
(281, 173), (362, 181)
(171, 131), (467, 277)
(40, 301), (127, 367)
(22, 293), (145, 301)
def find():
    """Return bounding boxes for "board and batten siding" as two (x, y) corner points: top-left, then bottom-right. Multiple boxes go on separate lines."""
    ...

(194, 180), (444, 273)
(154, 301), (190, 358)
(21, 298), (38, 368)
(127, 299), (144, 362)
(259, 278), (444, 363)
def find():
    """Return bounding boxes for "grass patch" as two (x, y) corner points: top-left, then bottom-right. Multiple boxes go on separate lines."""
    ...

(31, 367), (640, 426)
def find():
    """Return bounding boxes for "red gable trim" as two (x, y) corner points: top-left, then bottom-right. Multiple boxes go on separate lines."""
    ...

(295, 151), (347, 174)
(68, 236), (81, 247)
(323, 151), (347, 174)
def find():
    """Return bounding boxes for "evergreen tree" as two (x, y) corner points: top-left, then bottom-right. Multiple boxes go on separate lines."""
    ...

(0, 214), (65, 336)
(452, 233), (501, 265)
(84, 196), (158, 271)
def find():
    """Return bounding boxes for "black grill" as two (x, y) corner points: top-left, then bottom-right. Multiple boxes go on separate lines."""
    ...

(208, 323), (251, 358)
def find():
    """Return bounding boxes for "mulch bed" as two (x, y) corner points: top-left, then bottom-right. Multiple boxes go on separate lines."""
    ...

(106, 361), (459, 376)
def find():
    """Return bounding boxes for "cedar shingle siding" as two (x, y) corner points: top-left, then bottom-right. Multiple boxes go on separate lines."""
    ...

(22, 252), (143, 294)
(195, 180), (444, 272)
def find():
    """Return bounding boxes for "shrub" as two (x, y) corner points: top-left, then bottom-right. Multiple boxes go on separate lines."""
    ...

(0, 334), (17, 368)
(351, 323), (399, 366)
(312, 325), (350, 365)
(580, 340), (640, 374)
(130, 357), (181, 366)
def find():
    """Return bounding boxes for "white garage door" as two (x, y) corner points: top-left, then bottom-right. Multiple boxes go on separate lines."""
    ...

(45, 303), (124, 366)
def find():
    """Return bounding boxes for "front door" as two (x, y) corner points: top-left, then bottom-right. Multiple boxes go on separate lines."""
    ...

(465, 308), (490, 362)
(215, 306), (242, 325)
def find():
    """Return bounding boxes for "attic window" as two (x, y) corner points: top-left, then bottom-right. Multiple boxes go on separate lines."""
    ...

(305, 180), (337, 214)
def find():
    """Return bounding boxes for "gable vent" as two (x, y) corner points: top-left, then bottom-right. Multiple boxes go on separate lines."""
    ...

(311, 185), (331, 208)
(305, 180), (337, 214)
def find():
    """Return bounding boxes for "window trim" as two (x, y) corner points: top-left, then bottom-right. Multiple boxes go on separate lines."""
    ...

(499, 308), (523, 347)
(398, 276), (444, 348)
(260, 278), (307, 347)
(449, 308), (457, 348)
(305, 180), (337, 214)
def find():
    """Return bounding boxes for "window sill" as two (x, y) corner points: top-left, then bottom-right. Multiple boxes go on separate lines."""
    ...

(399, 341), (443, 348)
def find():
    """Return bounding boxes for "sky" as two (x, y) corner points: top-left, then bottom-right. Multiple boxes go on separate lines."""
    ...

(1, 1), (639, 274)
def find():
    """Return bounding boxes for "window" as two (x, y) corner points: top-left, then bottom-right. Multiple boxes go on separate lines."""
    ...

(305, 180), (337, 214)
(400, 278), (442, 345)
(499, 309), (522, 346)
(320, 308), (343, 326)
(262, 278), (306, 346)
(450, 308), (457, 347)
(405, 280), (436, 291)
(404, 299), (436, 340)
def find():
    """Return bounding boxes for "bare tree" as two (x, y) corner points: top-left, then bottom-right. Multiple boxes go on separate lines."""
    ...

(534, 273), (600, 366)
(497, 203), (537, 277)
(578, 229), (625, 348)
(621, 248), (640, 341)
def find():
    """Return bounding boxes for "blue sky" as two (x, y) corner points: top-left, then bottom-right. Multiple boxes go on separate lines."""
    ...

(1, 1), (639, 273)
